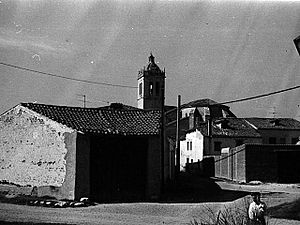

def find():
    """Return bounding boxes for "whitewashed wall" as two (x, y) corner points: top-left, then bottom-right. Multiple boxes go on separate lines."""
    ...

(0, 105), (74, 187)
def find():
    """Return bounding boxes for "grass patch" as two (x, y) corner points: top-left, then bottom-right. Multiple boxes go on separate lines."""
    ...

(189, 198), (275, 225)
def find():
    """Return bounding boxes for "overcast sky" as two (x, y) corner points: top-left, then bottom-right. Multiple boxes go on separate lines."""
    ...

(0, 0), (300, 119)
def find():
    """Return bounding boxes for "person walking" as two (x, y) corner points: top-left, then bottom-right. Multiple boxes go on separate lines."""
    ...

(248, 192), (267, 225)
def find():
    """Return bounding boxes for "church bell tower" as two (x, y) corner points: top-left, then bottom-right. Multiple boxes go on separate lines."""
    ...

(137, 54), (165, 110)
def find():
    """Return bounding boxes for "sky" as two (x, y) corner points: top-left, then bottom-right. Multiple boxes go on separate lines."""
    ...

(0, 0), (300, 120)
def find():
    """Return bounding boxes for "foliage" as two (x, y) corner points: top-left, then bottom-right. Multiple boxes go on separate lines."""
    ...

(190, 198), (273, 225)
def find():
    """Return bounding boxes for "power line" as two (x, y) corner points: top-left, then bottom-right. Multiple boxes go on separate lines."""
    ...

(217, 85), (300, 105)
(0, 62), (137, 89)
(1, 61), (299, 107)
(165, 84), (300, 115)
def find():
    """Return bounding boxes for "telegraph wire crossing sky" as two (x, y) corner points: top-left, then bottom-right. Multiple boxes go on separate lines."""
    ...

(0, 0), (300, 119)
(0, 61), (300, 109)
(0, 62), (137, 88)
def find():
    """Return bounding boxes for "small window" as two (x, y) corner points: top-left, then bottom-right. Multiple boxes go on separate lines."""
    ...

(186, 158), (189, 163)
(139, 83), (142, 96)
(187, 142), (189, 151)
(269, 137), (276, 144)
(149, 82), (153, 96)
(279, 138), (286, 144)
(190, 141), (192, 150)
(155, 82), (160, 96)
(214, 141), (221, 152)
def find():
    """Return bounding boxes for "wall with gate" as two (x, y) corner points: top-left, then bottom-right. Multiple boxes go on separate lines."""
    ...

(214, 145), (247, 182)
(214, 144), (300, 183)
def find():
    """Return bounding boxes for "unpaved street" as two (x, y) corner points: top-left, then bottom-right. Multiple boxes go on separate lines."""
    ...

(1, 181), (300, 225)
(0, 196), (299, 225)
(0, 201), (226, 225)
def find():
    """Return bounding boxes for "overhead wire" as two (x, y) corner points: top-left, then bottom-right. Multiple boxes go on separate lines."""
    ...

(0, 62), (137, 89)
(166, 84), (300, 114)
(1, 61), (299, 108)
(216, 85), (300, 105)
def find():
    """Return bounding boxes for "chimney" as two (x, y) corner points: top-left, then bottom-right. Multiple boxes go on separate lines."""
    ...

(189, 111), (195, 130)
(189, 108), (201, 130)
(203, 107), (210, 122)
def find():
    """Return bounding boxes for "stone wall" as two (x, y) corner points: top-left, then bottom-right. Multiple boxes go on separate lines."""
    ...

(214, 145), (247, 182)
(0, 105), (76, 199)
(215, 144), (300, 183)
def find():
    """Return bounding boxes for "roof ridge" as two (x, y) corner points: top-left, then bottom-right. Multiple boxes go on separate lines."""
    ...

(21, 102), (100, 110)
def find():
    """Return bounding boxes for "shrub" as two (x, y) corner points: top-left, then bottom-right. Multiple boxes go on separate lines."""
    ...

(190, 198), (272, 225)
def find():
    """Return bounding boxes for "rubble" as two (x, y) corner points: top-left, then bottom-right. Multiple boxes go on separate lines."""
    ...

(26, 198), (95, 208)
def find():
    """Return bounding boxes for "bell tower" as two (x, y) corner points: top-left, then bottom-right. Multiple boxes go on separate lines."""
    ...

(137, 54), (165, 110)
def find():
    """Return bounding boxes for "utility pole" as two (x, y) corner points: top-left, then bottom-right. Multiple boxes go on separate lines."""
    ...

(175, 95), (181, 178)
(207, 114), (212, 158)
(160, 83), (165, 193)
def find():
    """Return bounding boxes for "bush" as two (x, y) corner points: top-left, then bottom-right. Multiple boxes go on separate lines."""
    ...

(190, 198), (272, 225)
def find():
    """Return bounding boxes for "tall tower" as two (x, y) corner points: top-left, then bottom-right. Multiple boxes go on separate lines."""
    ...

(137, 54), (165, 110)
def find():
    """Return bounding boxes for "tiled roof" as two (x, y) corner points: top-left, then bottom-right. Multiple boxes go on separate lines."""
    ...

(245, 118), (300, 130)
(196, 118), (261, 138)
(100, 103), (141, 111)
(181, 98), (220, 108)
(21, 103), (161, 135)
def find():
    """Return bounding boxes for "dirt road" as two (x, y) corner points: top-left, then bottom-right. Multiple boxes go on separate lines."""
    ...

(1, 180), (300, 225)
(0, 201), (226, 225)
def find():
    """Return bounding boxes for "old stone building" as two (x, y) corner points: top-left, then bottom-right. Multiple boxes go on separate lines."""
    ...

(0, 103), (162, 202)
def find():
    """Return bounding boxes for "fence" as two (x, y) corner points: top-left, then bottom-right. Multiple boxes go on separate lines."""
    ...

(214, 145), (247, 182)
(214, 144), (300, 183)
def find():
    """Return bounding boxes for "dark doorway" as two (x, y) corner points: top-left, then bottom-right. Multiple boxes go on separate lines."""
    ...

(277, 151), (300, 183)
(90, 135), (148, 202)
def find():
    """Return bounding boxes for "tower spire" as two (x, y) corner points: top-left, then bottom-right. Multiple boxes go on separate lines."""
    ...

(149, 52), (155, 63)
(137, 54), (165, 110)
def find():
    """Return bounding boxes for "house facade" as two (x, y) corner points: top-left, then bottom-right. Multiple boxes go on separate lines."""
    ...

(179, 118), (262, 171)
(0, 103), (162, 202)
(245, 118), (300, 144)
(180, 129), (204, 170)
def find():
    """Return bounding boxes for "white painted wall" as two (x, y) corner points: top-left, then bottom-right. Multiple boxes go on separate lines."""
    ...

(0, 105), (74, 187)
(180, 130), (204, 171)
